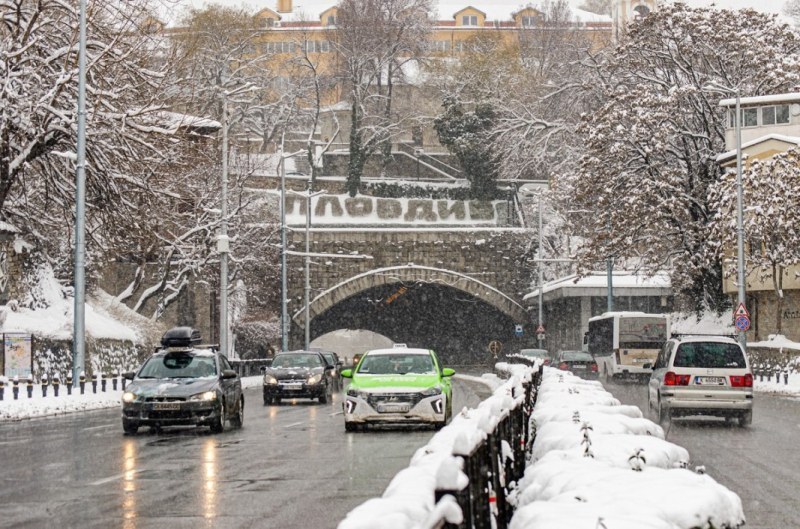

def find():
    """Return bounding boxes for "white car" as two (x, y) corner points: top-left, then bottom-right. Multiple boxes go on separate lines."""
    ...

(647, 335), (753, 427)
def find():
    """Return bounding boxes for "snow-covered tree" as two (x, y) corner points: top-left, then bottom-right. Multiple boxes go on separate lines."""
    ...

(562, 3), (800, 311)
(708, 150), (800, 334)
(332, 0), (433, 196)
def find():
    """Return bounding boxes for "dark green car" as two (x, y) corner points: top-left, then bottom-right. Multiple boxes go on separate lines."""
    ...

(341, 346), (454, 431)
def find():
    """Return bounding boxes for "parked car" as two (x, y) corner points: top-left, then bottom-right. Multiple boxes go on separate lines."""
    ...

(341, 345), (454, 431)
(120, 327), (244, 434)
(647, 335), (753, 426)
(317, 350), (344, 390)
(262, 351), (334, 405)
(519, 348), (551, 365)
(555, 350), (599, 379)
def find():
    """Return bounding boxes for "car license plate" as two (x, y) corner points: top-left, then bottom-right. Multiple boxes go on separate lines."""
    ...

(572, 365), (586, 370)
(153, 402), (181, 410)
(697, 376), (725, 385)
(377, 403), (410, 413)
(282, 383), (303, 390)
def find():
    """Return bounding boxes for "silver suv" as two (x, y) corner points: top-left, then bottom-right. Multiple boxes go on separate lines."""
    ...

(647, 335), (753, 427)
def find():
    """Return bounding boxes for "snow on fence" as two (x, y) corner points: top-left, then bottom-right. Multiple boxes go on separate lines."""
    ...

(337, 361), (542, 529)
(509, 368), (745, 529)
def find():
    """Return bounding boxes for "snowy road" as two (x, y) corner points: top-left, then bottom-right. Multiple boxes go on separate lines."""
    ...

(607, 381), (800, 529)
(0, 375), (490, 529)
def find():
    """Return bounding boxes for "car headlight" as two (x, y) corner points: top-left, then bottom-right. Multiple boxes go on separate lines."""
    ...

(189, 391), (217, 401)
(347, 388), (368, 399)
(264, 375), (278, 385)
(421, 386), (442, 396)
(122, 391), (137, 403)
(307, 373), (322, 385)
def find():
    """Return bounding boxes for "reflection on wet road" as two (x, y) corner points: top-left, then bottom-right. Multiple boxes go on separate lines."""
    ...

(0, 375), (490, 529)
(606, 380), (800, 529)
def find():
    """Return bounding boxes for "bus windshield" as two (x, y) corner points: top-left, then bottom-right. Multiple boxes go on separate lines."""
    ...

(618, 317), (668, 349)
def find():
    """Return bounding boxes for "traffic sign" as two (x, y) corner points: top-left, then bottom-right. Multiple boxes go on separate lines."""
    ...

(735, 315), (751, 332)
(514, 324), (524, 337)
(734, 302), (750, 318)
(537, 333), (545, 341)
(488, 340), (503, 356)
(536, 324), (545, 334)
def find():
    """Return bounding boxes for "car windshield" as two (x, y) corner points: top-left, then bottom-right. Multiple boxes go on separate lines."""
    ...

(520, 349), (548, 358)
(673, 342), (747, 369)
(561, 351), (593, 361)
(357, 353), (435, 375)
(138, 352), (217, 379)
(272, 354), (324, 368)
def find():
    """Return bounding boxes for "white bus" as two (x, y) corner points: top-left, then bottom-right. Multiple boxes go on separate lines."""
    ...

(585, 312), (669, 381)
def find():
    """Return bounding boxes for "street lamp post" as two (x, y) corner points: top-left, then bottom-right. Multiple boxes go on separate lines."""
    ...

(537, 198), (544, 349)
(279, 150), (288, 352)
(72, 0), (88, 386)
(218, 93), (230, 357)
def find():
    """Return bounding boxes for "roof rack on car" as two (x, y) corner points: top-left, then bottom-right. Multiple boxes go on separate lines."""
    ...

(670, 333), (738, 338)
(161, 326), (202, 348)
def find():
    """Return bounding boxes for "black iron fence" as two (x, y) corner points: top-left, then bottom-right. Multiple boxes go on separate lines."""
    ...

(229, 358), (272, 378)
(433, 361), (542, 529)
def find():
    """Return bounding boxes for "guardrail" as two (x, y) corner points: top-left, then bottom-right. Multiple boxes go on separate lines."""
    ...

(431, 361), (541, 529)
(229, 358), (273, 378)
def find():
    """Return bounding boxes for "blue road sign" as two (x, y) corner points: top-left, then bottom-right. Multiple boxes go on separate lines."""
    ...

(735, 315), (751, 332)
(514, 324), (523, 337)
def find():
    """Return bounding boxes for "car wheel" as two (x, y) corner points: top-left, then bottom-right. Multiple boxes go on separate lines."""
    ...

(344, 421), (358, 432)
(210, 400), (225, 433)
(739, 410), (753, 427)
(263, 389), (271, 406)
(319, 383), (330, 404)
(122, 419), (139, 435)
(656, 398), (669, 425)
(230, 396), (244, 429)
(274, 397), (281, 405)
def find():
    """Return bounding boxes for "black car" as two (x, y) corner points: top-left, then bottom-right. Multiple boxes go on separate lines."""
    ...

(262, 351), (334, 405)
(318, 350), (344, 390)
(120, 327), (244, 434)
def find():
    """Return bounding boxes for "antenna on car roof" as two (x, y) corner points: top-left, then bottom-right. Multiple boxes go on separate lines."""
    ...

(670, 333), (738, 339)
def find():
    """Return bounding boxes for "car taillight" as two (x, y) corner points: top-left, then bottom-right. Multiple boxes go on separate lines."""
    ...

(558, 362), (569, 370)
(730, 374), (753, 387)
(590, 362), (598, 373)
(664, 371), (690, 386)
(543, 358), (550, 366)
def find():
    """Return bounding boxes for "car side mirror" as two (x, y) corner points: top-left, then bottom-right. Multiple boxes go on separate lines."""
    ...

(260, 366), (267, 373)
(221, 369), (238, 379)
(442, 368), (455, 377)
(325, 365), (334, 371)
(122, 371), (136, 380)
(341, 369), (353, 378)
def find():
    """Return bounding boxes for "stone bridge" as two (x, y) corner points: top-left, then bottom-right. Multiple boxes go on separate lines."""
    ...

(281, 192), (536, 364)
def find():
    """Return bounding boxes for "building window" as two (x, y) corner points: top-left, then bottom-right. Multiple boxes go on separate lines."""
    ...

(462, 15), (478, 26)
(742, 107), (758, 127)
(775, 104), (790, 124)
(262, 17), (275, 28)
(521, 15), (538, 27)
(327, 15), (336, 25)
(432, 40), (450, 53)
(633, 5), (650, 19)
(453, 41), (464, 52)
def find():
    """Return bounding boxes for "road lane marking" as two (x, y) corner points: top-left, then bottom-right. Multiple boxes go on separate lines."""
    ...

(329, 411), (343, 416)
(82, 424), (115, 432)
(90, 470), (139, 486)
(284, 421), (304, 428)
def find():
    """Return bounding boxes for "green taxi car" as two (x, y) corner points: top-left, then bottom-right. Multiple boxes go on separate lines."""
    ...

(341, 346), (455, 431)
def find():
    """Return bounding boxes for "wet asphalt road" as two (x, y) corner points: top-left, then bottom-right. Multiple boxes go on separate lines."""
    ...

(606, 380), (800, 529)
(0, 376), (491, 529)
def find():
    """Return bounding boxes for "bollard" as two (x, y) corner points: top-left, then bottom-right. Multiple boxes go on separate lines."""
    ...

(112, 370), (118, 391)
(42, 373), (49, 398)
(92, 373), (98, 394)
(101, 374), (107, 392)
(776, 371), (781, 384)
(759, 371), (764, 382)
(26, 375), (34, 398)
(121, 375), (127, 391)
(0, 379), (4, 401)
(66, 374), (73, 395)
(13, 376), (20, 400)
(784, 372), (789, 385)
(79, 372), (86, 395)
(53, 374), (60, 397)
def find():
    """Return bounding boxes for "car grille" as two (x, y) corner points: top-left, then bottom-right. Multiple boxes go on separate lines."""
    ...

(145, 396), (187, 402)
(366, 392), (423, 409)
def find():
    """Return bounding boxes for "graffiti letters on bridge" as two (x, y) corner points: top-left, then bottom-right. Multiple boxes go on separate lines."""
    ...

(284, 195), (509, 226)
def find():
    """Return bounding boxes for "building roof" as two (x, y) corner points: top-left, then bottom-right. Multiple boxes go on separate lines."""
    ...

(715, 133), (800, 163)
(719, 92), (800, 107)
(523, 271), (671, 303)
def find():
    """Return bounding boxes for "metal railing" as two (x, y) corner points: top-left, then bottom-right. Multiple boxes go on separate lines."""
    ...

(229, 358), (273, 378)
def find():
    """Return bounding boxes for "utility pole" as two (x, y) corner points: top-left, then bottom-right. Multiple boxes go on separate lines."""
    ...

(302, 183), (325, 350)
(607, 257), (614, 312)
(279, 146), (288, 352)
(537, 198), (544, 349)
(734, 87), (747, 349)
(72, 0), (88, 386)
(218, 93), (230, 357)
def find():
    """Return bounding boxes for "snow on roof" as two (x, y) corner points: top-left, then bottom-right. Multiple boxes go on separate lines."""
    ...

(715, 134), (800, 163)
(151, 111), (221, 130)
(748, 333), (800, 352)
(718, 92), (800, 107)
(365, 348), (431, 355)
(524, 272), (671, 301)
(587, 311), (669, 322)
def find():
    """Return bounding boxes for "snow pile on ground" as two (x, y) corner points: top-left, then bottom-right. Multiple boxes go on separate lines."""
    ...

(509, 369), (745, 529)
(0, 375), (263, 422)
(337, 361), (540, 529)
